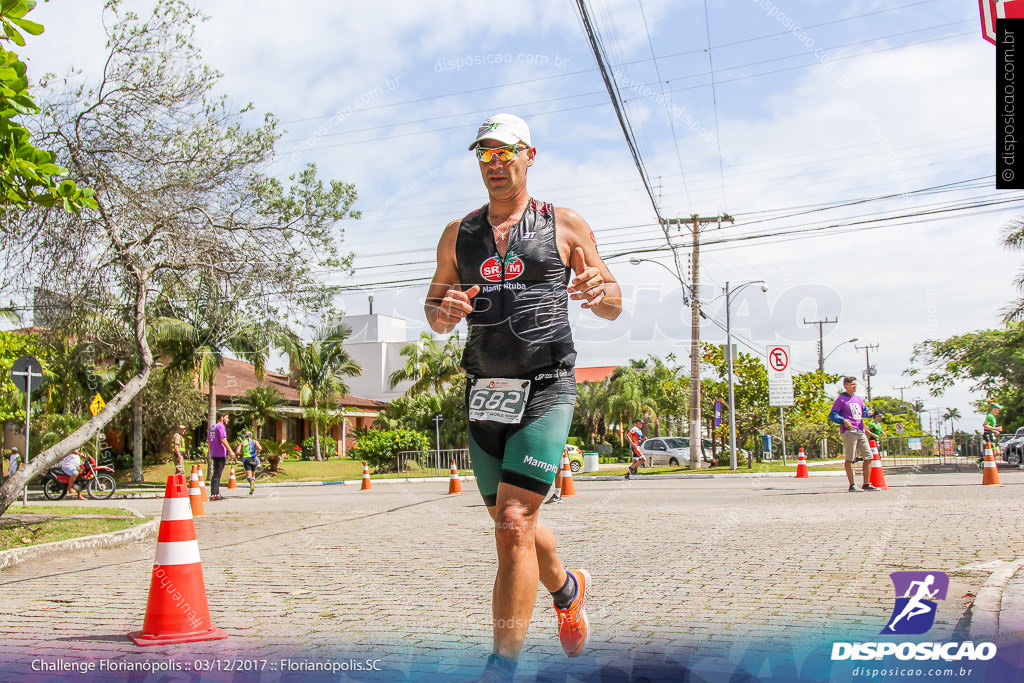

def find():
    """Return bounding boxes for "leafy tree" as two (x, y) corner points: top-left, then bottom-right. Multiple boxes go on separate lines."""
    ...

(0, 1), (94, 212)
(0, 1), (358, 516)
(129, 366), (206, 459)
(388, 332), (464, 395)
(284, 323), (361, 461)
(0, 328), (41, 423)
(348, 427), (431, 473)
(908, 323), (1024, 430)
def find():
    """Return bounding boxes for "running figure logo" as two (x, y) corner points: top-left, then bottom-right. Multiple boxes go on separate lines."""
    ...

(883, 571), (949, 635)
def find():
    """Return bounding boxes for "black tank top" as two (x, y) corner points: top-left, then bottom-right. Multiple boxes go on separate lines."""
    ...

(456, 198), (576, 378)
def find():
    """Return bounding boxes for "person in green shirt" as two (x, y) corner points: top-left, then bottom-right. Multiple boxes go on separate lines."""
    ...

(866, 411), (883, 451)
(983, 404), (1003, 452)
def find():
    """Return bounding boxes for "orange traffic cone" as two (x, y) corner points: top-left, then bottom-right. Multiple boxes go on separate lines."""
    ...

(560, 453), (576, 497)
(795, 448), (810, 478)
(360, 462), (372, 491)
(227, 467), (237, 489)
(197, 463), (208, 502)
(868, 440), (889, 490)
(982, 443), (1002, 486)
(448, 459), (463, 495)
(188, 466), (205, 518)
(129, 474), (228, 646)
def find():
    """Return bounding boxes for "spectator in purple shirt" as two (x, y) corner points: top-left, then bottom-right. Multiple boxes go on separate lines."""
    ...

(829, 376), (880, 492)
(207, 412), (231, 500)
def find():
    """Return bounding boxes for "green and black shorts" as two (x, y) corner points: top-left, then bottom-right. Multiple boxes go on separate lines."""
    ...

(466, 369), (576, 508)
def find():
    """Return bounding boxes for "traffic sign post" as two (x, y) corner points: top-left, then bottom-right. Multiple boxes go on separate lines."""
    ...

(766, 346), (794, 469)
(89, 393), (106, 463)
(11, 356), (44, 505)
(766, 346), (794, 407)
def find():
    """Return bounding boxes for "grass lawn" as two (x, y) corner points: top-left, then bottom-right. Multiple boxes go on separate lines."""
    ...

(0, 504), (146, 551)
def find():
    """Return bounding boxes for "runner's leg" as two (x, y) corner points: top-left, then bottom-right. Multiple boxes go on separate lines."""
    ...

(488, 483), (550, 660)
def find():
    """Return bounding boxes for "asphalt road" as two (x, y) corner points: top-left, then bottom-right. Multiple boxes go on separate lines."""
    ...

(1, 469), (1022, 682)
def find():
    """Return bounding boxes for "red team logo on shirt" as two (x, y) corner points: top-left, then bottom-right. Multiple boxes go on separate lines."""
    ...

(480, 254), (525, 282)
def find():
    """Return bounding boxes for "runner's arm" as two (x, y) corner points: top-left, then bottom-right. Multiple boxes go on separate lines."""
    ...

(425, 220), (479, 334)
(557, 207), (621, 321)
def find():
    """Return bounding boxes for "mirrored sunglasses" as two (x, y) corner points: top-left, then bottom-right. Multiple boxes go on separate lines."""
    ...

(474, 145), (526, 163)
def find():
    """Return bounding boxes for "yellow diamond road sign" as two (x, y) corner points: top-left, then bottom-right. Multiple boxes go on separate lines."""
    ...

(89, 393), (105, 416)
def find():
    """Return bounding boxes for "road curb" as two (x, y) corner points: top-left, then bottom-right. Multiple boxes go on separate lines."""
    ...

(968, 559), (1024, 641)
(0, 517), (158, 571)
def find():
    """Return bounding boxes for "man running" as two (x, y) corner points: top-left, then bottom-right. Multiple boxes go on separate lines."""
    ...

(425, 113), (622, 681)
(626, 418), (647, 478)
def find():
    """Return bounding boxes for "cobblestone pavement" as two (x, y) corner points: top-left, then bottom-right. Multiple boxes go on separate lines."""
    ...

(1, 469), (1023, 681)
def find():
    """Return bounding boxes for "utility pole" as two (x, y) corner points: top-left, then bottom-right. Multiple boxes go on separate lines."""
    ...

(894, 385), (911, 406)
(855, 343), (880, 401)
(663, 213), (733, 470)
(803, 316), (838, 373)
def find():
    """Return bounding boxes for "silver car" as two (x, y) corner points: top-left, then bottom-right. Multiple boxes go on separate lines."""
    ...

(639, 436), (713, 466)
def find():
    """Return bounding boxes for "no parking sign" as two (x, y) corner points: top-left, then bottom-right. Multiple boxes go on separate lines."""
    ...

(766, 345), (794, 407)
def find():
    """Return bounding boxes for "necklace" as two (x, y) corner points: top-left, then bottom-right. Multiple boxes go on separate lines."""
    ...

(491, 224), (510, 241)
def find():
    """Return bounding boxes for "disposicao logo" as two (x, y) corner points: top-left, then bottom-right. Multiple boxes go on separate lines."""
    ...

(884, 570), (947, 635)
(831, 571), (997, 663)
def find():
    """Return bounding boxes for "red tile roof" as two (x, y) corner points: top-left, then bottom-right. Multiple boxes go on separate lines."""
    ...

(574, 366), (618, 384)
(212, 357), (386, 411)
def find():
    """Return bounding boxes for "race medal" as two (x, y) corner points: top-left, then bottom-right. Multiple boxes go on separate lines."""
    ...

(468, 378), (531, 424)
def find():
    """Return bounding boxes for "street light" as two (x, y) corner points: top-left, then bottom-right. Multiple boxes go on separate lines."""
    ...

(724, 280), (767, 471)
(629, 256), (694, 302)
(822, 337), (859, 371)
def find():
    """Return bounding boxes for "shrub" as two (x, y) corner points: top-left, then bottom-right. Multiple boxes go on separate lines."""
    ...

(348, 428), (431, 472)
(301, 435), (337, 460)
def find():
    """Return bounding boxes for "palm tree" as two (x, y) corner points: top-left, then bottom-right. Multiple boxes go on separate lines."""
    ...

(284, 323), (362, 461)
(606, 367), (657, 444)
(236, 385), (288, 437)
(157, 315), (269, 429)
(943, 407), (962, 435)
(575, 380), (610, 445)
(389, 332), (464, 395)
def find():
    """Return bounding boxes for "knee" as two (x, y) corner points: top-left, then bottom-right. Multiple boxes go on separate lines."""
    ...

(493, 504), (536, 551)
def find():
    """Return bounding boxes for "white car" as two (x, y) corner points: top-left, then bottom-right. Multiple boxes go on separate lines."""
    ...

(639, 436), (713, 466)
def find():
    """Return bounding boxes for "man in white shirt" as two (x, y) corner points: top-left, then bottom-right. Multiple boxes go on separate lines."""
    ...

(60, 451), (84, 500)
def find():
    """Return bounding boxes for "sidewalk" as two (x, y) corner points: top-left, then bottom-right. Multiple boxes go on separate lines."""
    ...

(1, 470), (1022, 682)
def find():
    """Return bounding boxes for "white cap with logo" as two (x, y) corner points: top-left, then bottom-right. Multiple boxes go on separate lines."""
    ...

(468, 113), (532, 150)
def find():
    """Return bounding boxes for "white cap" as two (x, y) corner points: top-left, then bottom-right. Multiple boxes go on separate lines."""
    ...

(468, 113), (532, 150)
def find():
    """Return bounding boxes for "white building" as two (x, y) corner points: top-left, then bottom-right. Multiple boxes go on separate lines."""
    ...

(342, 313), (415, 402)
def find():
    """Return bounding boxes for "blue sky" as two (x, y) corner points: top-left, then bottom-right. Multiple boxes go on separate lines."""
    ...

(19, 0), (1022, 428)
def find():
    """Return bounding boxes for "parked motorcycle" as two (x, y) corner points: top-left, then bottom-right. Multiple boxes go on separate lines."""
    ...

(40, 452), (117, 500)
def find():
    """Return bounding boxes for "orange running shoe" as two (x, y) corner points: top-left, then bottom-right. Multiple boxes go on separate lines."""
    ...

(554, 568), (591, 657)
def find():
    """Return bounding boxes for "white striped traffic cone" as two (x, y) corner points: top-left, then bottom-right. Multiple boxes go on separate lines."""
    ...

(188, 466), (204, 518)
(448, 459), (463, 495)
(129, 474), (227, 645)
